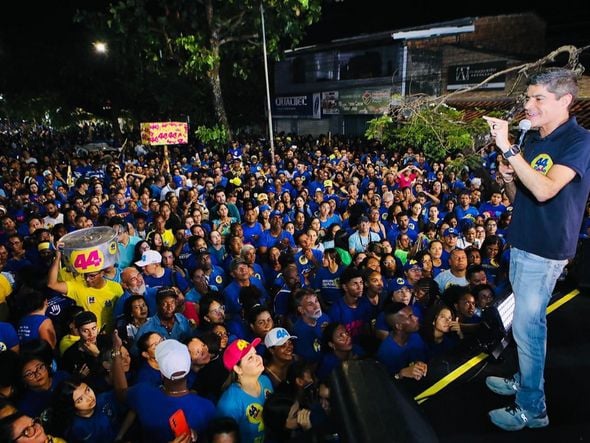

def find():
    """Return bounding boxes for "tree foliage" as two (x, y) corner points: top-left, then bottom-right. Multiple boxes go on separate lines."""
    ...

(366, 105), (500, 162)
(367, 45), (590, 172)
(77, 0), (322, 136)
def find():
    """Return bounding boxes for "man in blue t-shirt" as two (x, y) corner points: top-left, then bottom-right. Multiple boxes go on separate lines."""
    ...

(328, 267), (372, 344)
(292, 288), (330, 364)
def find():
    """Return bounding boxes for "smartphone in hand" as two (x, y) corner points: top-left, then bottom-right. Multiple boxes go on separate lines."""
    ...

(169, 409), (190, 438)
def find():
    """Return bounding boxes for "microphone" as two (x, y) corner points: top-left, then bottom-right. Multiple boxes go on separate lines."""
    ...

(516, 119), (532, 149)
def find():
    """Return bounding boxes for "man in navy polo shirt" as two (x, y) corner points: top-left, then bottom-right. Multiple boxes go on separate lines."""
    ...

(484, 69), (590, 431)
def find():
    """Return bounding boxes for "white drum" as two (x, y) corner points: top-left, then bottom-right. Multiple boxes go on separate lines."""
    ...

(60, 227), (119, 274)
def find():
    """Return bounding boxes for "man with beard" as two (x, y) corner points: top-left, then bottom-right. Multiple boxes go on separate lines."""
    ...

(114, 267), (158, 322)
(292, 288), (330, 365)
(42, 200), (64, 230)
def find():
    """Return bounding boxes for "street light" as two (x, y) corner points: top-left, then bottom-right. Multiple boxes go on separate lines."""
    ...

(93, 41), (108, 54)
(260, 3), (275, 167)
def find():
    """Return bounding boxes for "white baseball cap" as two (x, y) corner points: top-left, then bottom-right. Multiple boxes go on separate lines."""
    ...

(264, 327), (297, 348)
(155, 339), (191, 381)
(135, 250), (162, 267)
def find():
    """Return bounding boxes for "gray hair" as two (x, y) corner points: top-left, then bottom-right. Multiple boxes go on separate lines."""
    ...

(240, 244), (256, 258)
(528, 68), (578, 106)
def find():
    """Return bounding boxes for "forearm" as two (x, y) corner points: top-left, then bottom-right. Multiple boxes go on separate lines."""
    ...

(111, 349), (129, 400)
(47, 252), (67, 293)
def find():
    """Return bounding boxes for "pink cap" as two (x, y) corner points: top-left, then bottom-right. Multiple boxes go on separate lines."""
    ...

(222, 338), (261, 371)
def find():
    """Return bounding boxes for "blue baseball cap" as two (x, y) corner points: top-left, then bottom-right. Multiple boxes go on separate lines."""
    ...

(390, 277), (410, 292)
(403, 260), (422, 272)
(443, 227), (459, 237)
(270, 210), (283, 218)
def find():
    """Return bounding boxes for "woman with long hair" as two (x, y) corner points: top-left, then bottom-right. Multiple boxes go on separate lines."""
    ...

(116, 295), (149, 348)
(420, 302), (463, 359)
(311, 248), (345, 308)
(368, 207), (387, 239)
(146, 231), (164, 253)
(132, 240), (151, 264)
(212, 203), (237, 241)
(480, 235), (504, 286)
(50, 379), (121, 442)
(17, 344), (71, 419)
(428, 239), (445, 277)
(217, 338), (274, 443)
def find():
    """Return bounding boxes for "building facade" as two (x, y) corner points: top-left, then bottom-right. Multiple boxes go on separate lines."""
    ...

(272, 12), (589, 136)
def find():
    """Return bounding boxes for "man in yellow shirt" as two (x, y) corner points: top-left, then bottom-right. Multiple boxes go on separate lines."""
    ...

(47, 248), (123, 333)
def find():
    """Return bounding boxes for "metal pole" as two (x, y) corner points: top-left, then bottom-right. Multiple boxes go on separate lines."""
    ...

(260, 3), (276, 166)
(401, 42), (408, 97)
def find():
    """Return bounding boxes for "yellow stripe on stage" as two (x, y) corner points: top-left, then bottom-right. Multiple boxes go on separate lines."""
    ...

(414, 288), (581, 404)
(546, 289), (579, 315)
(415, 352), (489, 404)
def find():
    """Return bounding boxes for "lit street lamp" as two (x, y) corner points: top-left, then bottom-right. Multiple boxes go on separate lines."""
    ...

(93, 41), (108, 54)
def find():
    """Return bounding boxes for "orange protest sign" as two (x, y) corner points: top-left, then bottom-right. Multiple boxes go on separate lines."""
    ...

(140, 122), (188, 146)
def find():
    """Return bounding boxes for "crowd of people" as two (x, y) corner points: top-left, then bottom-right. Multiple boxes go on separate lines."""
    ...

(1, 74), (589, 442)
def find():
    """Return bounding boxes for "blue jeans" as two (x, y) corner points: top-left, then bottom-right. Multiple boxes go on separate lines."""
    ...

(510, 247), (567, 414)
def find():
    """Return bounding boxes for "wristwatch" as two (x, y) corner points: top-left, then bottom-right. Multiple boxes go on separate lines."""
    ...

(502, 144), (521, 160)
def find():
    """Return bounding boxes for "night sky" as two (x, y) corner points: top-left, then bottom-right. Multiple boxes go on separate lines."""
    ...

(3, 1), (589, 55)
(1, 0), (588, 94)
(306, 0), (590, 45)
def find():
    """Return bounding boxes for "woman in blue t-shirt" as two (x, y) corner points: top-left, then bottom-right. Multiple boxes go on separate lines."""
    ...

(50, 379), (121, 443)
(311, 248), (345, 308)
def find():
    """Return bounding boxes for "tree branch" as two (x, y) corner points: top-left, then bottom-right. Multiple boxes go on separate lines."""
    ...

(432, 45), (590, 109)
(219, 33), (259, 47)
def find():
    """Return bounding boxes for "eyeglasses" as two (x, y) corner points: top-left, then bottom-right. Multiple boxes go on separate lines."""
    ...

(209, 305), (225, 316)
(23, 363), (46, 380)
(13, 417), (41, 440)
(149, 337), (166, 349)
(84, 272), (101, 281)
